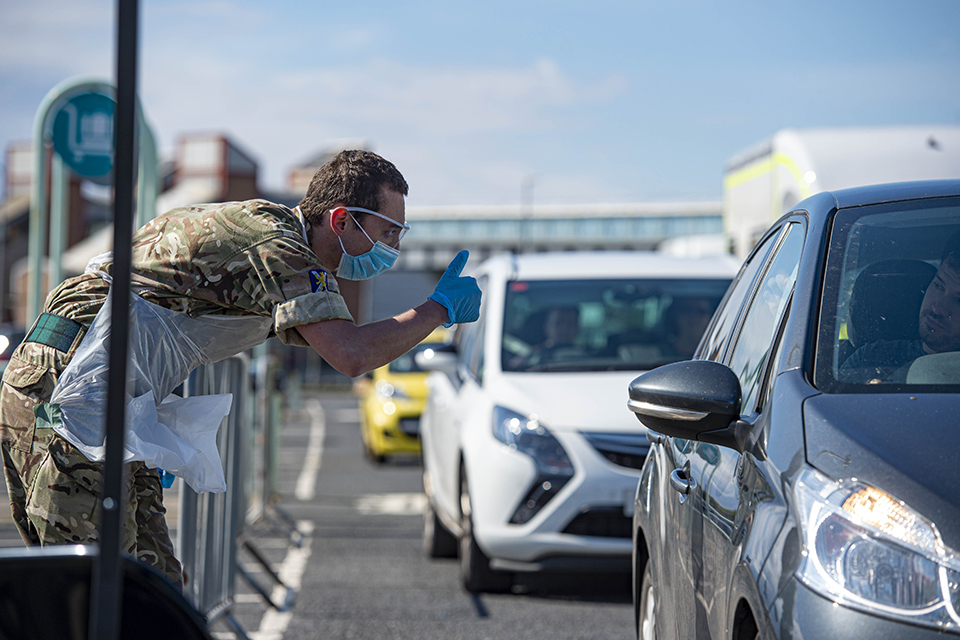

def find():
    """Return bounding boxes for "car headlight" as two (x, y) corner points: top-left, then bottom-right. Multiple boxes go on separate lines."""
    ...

(794, 467), (960, 632)
(375, 380), (409, 402)
(492, 406), (575, 524)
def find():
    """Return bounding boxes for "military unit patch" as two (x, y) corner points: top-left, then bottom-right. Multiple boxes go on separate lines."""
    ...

(25, 313), (83, 352)
(309, 269), (327, 292)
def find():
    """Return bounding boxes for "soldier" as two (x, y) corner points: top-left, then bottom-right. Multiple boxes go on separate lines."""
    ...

(0, 150), (480, 585)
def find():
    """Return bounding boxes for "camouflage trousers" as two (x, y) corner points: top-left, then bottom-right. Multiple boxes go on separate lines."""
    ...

(0, 341), (182, 587)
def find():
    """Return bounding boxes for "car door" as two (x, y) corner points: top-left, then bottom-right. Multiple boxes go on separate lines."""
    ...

(428, 321), (475, 522)
(652, 434), (699, 640)
(690, 222), (804, 639)
(431, 276), (488, 523)
(655, 230), (782, 639)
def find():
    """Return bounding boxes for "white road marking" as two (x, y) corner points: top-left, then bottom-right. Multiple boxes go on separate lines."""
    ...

(294, 399), (325, 501)
(249, 520), (315, 640)
(245, 402), (423, 639)
(234, 593), (263, 604)
(355, 492), (428, 516)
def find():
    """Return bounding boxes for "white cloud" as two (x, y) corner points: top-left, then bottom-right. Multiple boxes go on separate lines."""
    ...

(131, 42), (629, 201)
(8, 0), (952, 207)
(271, 58), (626, 134)
(325, 26), (383, 51)
(147, 0), (266, 24)
(0, 0), (112, 74)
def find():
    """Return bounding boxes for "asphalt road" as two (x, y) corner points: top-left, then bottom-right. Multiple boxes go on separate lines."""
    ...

(0, 388), (634, 640)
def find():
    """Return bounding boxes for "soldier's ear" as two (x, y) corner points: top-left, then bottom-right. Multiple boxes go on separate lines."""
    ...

(329, 207), (349, 236)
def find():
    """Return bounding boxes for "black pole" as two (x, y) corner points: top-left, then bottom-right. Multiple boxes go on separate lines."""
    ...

(90, 0), (138, 637)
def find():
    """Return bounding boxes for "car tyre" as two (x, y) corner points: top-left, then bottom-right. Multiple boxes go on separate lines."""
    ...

(423, 499), (457, 558)
(638, 562), (657, 640)
(459, 464), (511, 593)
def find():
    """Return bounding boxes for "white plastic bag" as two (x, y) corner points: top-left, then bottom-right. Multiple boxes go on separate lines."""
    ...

(49, 288), (272, 493)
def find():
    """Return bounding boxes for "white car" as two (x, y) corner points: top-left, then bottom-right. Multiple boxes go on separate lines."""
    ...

(417, 251), (740, 592)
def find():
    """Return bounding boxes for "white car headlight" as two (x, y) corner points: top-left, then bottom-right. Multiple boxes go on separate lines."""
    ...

(492, 406), (575, 524)
(375, 380), (409, 401)
(794, 467), (960, 632)
(492, 406), (573, 476)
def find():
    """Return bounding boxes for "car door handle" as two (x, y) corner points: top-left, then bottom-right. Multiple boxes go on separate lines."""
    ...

(669, 468), (696, 495)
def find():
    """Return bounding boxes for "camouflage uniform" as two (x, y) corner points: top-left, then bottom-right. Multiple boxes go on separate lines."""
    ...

(0, 199), (352, 585)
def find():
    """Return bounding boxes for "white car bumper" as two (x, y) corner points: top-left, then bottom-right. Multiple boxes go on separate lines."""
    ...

(465, 427), (642, 567)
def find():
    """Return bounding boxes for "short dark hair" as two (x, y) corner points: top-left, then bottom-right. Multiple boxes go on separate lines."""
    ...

(298, 150), (408, 229)
(942, 229), (960, 271)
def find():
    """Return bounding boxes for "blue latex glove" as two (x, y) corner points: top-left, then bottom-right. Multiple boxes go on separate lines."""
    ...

(158, 468), (175, 489)
(429, 250), (481, 327)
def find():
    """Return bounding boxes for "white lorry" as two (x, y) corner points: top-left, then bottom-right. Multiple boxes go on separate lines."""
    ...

(723, 126), (960, 258)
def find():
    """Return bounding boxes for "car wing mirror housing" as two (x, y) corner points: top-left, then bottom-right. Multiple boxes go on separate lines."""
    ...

(628, 360), (754, 454)
(415, 343), (458, 374)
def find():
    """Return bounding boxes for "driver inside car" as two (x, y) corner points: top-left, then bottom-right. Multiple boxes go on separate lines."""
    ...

(841, 234), (960, 383)
(510, 306), (581, 369)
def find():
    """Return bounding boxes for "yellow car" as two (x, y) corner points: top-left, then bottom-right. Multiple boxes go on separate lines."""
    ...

(358, 327), (451, 464)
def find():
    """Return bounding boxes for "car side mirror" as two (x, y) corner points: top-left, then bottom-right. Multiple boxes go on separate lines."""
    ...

(415, 343), (458, 375)
(627, 360), (754, 454)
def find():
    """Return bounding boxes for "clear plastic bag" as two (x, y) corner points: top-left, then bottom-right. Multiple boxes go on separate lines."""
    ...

(49, 288), (272, 493)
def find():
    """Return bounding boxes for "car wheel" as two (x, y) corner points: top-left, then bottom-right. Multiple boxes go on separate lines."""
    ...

(459, 464), (511, 593)
(638, 563), (657, 640)
(423, 499), (457, 558)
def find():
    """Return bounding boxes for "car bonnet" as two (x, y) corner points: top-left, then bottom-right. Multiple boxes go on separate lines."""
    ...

(803, 392), (960, 550)
(492, 371), (647, 433)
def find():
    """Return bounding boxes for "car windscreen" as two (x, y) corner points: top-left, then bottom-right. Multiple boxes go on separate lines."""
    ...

(388, 342), (446, 374)
(815, 198), (960, 393)
(501, 278), (731, 372)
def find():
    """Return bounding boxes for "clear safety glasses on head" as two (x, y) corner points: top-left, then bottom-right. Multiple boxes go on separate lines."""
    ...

(333, 207), (410, 280)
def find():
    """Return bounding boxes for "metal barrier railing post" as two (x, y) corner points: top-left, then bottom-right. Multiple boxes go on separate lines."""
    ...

(269, 385), (282, 500)
(173, 348), (303, 638)
(176, 355), (253, 638)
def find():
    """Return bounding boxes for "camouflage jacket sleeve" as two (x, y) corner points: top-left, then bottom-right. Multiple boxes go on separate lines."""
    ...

(129, 199), (353, 347)
(241, 224), (355, 346)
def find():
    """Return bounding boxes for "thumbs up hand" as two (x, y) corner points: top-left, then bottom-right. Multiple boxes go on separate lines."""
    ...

(428, 250), (482, 327)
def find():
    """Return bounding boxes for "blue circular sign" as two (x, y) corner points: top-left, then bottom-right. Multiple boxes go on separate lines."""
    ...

(51, 92), (115, 183)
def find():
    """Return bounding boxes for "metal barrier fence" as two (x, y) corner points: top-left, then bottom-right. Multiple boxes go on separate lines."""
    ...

(0, 342), (319, 636)
(176, 352), (299, 639)
(177, 355), (251, 636)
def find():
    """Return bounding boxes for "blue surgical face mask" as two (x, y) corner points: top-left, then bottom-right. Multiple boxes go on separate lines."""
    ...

(336, 212), (400, 280)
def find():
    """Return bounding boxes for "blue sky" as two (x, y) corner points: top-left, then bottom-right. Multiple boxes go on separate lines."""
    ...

(1, 0), (958, 206)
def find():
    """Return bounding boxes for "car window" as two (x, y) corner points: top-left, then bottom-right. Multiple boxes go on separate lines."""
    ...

(699, 230), (781, 362)
(469, 309), (486, 383)
(454, 321), (478, 383)
(454, 276), (487, 383)
(758, 293), (792, 410)
(727, 223), (804, 414)
(501, 277), (731, 373)
(816, 199), (960, 392)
